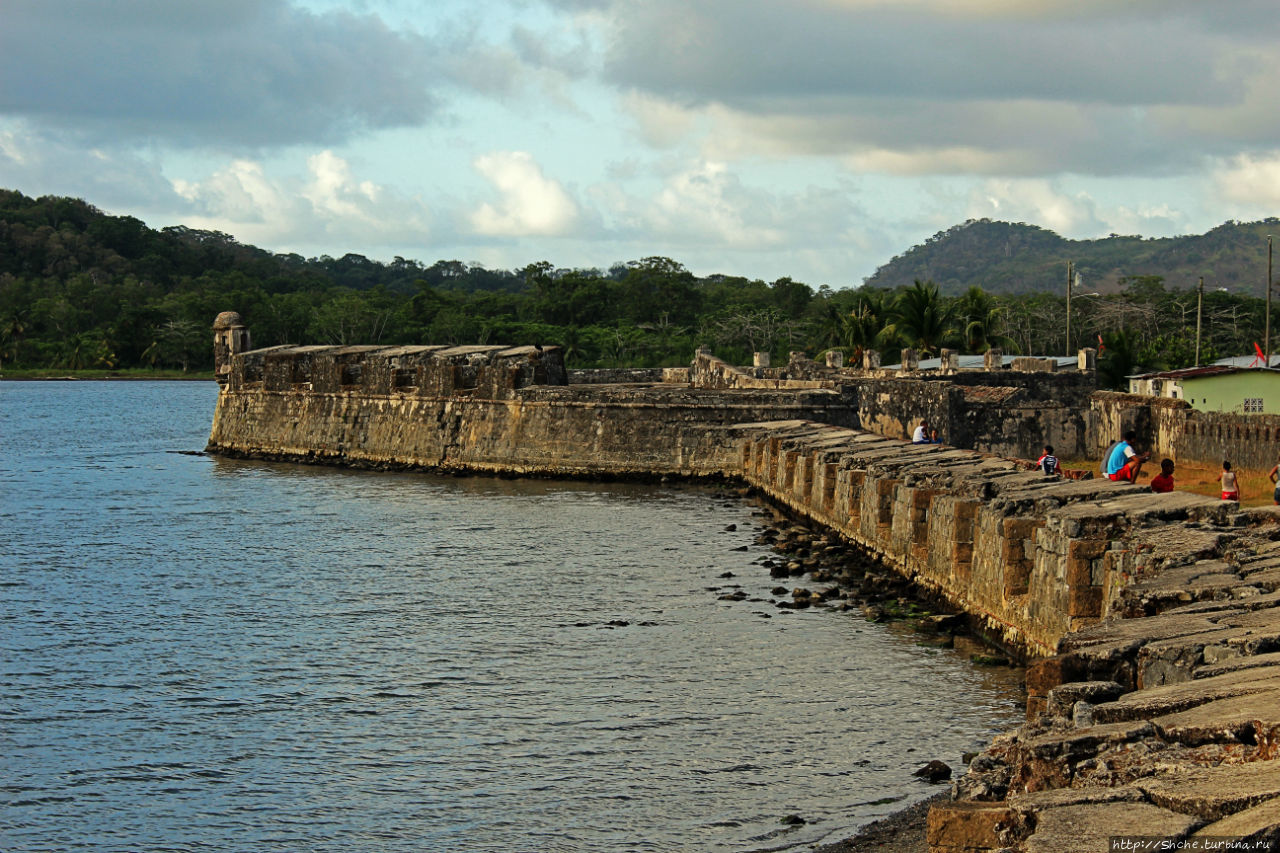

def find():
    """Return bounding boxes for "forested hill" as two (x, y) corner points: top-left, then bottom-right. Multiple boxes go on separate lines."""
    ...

(864, 218), (1279, 297)
(1, 188), (1274, 384)
(0, 189), (525, 294)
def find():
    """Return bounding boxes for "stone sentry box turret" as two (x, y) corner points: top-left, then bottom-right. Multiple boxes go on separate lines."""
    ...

(212, 311), (251, 386)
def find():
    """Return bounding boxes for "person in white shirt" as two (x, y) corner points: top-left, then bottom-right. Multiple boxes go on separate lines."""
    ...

(912, 419), (929, 443)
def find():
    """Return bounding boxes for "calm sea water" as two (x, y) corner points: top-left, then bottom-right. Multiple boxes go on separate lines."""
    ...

(1, 381), (1023, 853)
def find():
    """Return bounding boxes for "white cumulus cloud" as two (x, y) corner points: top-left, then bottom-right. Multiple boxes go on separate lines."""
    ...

(470, 151), (579, 236)
(963, 179), (1102, 234)
(171, 151), (433, 249)
(646, 161), (785, 248)
(1214, 152), (1280, 210)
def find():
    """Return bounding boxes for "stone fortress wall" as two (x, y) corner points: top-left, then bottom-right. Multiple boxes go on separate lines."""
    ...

(207, 313), (1280, 851)
(1093, 391), (1280, 471)
(208, 317), (863, 479)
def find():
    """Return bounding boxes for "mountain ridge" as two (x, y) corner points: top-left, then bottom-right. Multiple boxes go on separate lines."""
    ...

(863, 218), (1278, 297)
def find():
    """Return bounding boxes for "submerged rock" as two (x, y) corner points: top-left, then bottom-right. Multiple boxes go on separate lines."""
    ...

(914, 759), (953, 783)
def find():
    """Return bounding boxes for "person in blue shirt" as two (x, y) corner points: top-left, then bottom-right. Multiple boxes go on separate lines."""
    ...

(1106, 431), (1147, 483)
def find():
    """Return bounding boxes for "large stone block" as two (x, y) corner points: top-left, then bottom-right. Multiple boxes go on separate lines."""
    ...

(926, 801), (1027, 851)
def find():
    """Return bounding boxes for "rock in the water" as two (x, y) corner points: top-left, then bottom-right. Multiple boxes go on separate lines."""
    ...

(913, 759), (952, 782)
(920, 613), (963, 633)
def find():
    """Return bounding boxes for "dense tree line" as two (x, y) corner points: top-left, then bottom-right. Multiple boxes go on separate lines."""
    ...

(1, 190), (1274, 388)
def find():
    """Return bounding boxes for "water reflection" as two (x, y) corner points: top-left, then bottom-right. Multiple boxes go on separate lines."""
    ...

(2, 382), (1023, 852)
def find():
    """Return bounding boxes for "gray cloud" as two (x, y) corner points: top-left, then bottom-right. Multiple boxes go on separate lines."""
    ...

(0, 0), (445, 147)
(0, 121), (181, 208)
(547, 0), (1280, 176)
(588, 1), (1279, 106)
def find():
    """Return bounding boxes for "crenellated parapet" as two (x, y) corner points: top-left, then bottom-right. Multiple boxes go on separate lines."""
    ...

(207, 318), (861, 477)
(225, 341), (568, 399)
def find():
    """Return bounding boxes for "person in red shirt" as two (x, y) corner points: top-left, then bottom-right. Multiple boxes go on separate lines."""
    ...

(1150, 458), (1175, 493)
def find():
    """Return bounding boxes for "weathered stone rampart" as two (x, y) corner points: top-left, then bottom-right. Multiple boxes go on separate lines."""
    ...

(732, 420), (1280, 851)
(729, 422), (1272, 656)
(687, 347), (1097, 460)
(1092, 391), (1280, 471)
(209, 342), (861, 478)
(207, 320), (1280, 850)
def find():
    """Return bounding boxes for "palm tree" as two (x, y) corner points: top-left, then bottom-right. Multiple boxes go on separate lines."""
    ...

(812, 290), (890, 362)
(880, 280), (960, 357)
(1097, 329), (1140, 390)
(846, 290), (888, 351)
(956, 286), (1019, 354)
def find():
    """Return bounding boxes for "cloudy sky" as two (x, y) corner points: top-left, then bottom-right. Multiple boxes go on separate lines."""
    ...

(2, 0), (1278, 287)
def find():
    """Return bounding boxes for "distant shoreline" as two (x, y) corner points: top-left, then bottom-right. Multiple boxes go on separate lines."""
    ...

(1, 372), (213, 382)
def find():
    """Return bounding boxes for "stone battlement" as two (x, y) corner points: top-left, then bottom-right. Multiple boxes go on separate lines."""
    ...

(227, 342), (568, 398)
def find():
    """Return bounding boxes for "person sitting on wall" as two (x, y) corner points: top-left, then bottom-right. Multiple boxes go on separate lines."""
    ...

(930, 428), (942, 444)
(1270, 459), (1279, 506)
(1150, 458), (1175, 493)
(912, 419), (930, 444)
(1221, 460), (1240, 501)
(1037, 445), (1060, 477)
(1105, 431), (1148, 483)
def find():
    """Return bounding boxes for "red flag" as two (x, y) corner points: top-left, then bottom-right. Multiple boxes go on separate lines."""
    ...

(1253, 342), (1265, 366)
(1097, 334), (1105, 353)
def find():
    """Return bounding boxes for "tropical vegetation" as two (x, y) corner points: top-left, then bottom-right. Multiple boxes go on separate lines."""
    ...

(1, 189), (1275, 389)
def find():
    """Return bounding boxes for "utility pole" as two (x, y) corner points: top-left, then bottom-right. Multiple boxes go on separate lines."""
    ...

(1195, 277), (1204, 367)
(1065, 260), (1073, 357)
(1267, 235), (1273, 367)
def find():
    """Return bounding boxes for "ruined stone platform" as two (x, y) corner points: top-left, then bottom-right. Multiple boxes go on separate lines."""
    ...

(931, 544), (1280, 852)
(729, 420), (1280, 851)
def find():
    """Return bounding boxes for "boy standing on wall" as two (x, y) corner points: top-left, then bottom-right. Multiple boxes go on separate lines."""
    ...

(1221, 461), (1240, 501)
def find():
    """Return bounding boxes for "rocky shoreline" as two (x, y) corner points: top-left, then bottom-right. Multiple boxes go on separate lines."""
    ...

(731, 489), (1280, 852)
(928, 519), (1280, 852)
(812, 793), (943, 853)
(734, 496), (1022, 669)
(724, 498), (1024, 851)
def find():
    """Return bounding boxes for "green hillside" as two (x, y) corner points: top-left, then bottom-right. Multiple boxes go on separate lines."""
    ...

(1, 188), (1274, 386)
(865, 219), (1280, 297)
